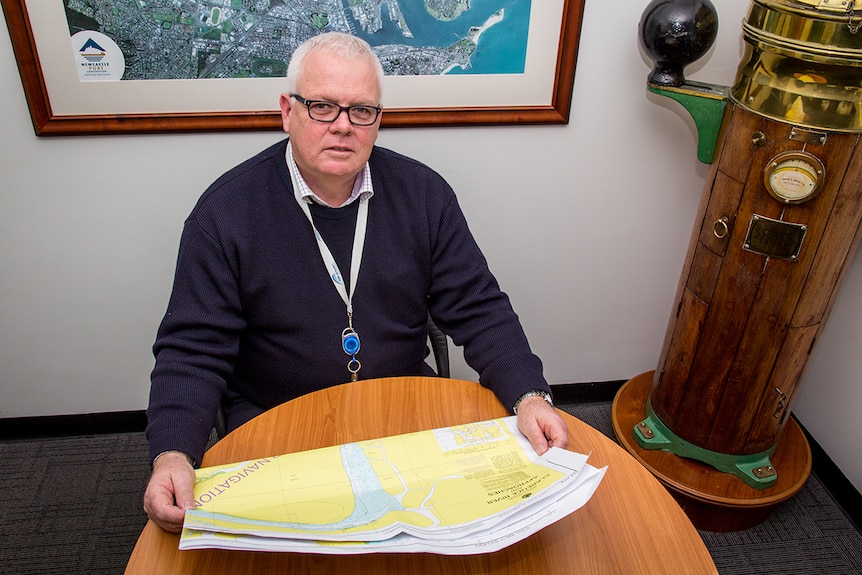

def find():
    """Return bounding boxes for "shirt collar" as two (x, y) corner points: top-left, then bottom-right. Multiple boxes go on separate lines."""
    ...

(286, 141), (374, 208)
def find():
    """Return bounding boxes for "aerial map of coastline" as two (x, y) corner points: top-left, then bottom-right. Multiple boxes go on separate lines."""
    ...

(63, 0), (532, 81)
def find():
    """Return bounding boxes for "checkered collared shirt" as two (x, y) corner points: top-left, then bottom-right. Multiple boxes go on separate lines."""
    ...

(286, 141), (374, 208)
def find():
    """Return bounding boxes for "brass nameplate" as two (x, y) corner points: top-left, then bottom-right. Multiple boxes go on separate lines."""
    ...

(743, 215), (807, 261)
(790, 127), (827, 146)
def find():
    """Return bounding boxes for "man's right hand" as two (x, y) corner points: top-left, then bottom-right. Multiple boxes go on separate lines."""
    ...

(143, 451), (196, 533)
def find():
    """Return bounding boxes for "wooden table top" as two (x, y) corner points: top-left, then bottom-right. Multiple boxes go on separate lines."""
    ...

(125, 376), (717, 574)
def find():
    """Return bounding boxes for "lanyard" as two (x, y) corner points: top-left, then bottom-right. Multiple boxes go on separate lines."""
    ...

(290, 171), (369, 381)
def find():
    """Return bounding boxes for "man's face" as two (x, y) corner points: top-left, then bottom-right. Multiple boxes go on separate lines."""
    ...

(280, 49), (381, 195)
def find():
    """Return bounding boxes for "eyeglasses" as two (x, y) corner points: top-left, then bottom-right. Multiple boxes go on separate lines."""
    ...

(291, 94), (381, 126)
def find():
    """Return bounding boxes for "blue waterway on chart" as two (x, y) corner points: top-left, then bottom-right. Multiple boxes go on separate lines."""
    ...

(349, 0), (531, 74)
(194, 442), (404, 532)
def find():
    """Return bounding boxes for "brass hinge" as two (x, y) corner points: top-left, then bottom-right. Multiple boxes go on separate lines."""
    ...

(793, 0), (859, 33)
(818, 0), (861, 31)
(815, 0), (855, 14)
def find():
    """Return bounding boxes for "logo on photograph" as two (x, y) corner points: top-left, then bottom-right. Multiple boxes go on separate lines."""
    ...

(79, 38), (106, 63)
(71, 31), (125, 81)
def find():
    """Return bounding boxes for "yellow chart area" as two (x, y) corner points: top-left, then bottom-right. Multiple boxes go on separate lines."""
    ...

(186, 418), (567, 541)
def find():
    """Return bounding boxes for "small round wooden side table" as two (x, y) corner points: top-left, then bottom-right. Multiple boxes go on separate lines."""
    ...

(612, 371), (812, 531)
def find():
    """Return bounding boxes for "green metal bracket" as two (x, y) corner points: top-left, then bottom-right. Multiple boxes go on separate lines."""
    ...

(648, 81), (728, 164)
(634, 399), (778, 489)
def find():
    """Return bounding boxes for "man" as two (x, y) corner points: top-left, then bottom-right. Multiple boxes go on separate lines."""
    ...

(144, 32), (568, 533)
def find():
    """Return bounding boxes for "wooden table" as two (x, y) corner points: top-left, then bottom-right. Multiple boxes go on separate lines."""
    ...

(125, 377), (718, 574)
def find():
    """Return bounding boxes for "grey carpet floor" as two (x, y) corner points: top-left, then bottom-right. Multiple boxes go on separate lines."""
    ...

(0, 433), (150, 574)
(0, 402), (859, 574)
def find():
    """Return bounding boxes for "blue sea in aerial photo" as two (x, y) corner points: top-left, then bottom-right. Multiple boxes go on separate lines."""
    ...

(351, 0), (531, 75)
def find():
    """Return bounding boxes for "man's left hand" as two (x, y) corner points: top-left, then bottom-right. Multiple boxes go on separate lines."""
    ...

(516, 395), (569, 455)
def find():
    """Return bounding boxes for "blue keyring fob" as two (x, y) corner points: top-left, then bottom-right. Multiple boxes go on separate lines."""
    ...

(342, 329), (360, 355)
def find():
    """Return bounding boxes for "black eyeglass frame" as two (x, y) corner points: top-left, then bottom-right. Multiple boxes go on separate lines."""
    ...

(291, 94), (382, 126)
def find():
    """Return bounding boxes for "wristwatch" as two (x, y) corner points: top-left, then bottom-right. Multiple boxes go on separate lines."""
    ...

(512, 389), (553, 414)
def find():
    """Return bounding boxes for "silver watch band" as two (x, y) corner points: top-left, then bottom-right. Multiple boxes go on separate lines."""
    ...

(512, 389), (553, 414)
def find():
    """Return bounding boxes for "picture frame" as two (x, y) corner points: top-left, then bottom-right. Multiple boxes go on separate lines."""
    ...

(1, 0), (586, 136)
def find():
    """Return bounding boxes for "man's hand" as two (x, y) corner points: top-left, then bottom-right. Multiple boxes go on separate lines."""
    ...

(143, 451), (196, 533)
(516, 395), (569, 455)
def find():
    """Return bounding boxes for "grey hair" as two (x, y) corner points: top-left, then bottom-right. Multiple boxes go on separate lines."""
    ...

(285, 32), (384, 103)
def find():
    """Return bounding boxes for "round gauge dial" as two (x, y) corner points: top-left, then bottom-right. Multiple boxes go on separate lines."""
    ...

(763, 151), (825, 204)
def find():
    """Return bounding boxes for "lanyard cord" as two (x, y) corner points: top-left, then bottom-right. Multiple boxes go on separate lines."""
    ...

(294, 194), (369, 323)
(287, 161), (369, 380)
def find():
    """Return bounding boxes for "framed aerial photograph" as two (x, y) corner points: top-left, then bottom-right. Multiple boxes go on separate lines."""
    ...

(1, 0), (586, 136)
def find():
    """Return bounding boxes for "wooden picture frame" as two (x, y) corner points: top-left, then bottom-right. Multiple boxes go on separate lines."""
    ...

(1, 0), (586, 136)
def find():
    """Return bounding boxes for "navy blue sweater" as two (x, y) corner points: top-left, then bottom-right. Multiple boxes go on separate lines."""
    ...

(146, 139), (549, 464)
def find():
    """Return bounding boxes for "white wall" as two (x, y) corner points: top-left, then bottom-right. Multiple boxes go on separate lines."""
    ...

(1, 1), (859, 492)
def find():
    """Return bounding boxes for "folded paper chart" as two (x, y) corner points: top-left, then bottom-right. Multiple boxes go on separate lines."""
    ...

(179, 416), (606, 554)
